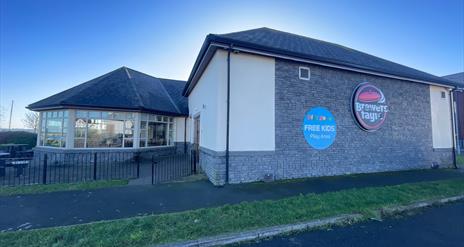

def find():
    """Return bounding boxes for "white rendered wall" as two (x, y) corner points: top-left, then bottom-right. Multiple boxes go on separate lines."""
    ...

(430, 86), (453, 148)
(229, 52), (275, 151)
(186, 117), (191, 143)
(174, 117), (186, 142)
(188, 50), (228, 151)
(65, 109), (76, 148)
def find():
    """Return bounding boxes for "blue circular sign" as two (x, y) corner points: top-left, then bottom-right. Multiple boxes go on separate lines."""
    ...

(303, 107), (337, 150)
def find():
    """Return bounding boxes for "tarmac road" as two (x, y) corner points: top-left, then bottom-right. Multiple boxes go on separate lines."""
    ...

(239, 201), (464, 247)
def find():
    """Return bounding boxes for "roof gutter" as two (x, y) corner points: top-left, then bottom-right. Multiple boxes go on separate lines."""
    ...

(27, 105), (188, 117)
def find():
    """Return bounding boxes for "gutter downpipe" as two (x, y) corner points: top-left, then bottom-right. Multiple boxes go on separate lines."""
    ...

(225, 47), (231, 184)
(454, 89), (462, 155)
(450, 89), (458, 169)
(184, 116), (188, 154)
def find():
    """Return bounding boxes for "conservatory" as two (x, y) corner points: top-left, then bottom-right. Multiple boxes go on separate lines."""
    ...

(28, 67), (189, 156)
(38, 110), (176, 149)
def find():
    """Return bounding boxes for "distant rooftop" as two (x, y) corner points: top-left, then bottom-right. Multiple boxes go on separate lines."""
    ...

(28, 67), (188, 116)
(443, 72), (464, 87)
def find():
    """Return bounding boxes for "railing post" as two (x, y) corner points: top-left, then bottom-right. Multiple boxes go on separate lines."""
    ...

(194, 150), (197, 174)
(42, 154), (48, 184)
(191, 149), (197, 174)
(0, 159), (5, 177)
(136, 153), (140, 178)
(93, 152), (97, 180)
(190, 150), (193, 174)
(151, 155), (155, 185)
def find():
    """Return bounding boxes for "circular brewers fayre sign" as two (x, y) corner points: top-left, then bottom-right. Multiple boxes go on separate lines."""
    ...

(352, 82), (389, 131)
(303, 107), (337, 150)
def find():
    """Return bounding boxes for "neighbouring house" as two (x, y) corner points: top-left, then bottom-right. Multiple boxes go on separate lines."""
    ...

(443, 72), (464, 152)
(28, 27), (461, 186)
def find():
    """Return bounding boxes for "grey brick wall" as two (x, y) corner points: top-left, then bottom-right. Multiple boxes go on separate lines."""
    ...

(431, 148), (454, 166)
(272, 59), (452, 180)
(228, 151), (276, 183)
(199, 147), (226, 186)
(221, 59), (453, 184)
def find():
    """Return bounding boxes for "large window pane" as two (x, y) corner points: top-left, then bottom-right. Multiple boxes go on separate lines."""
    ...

(124, 139), (133, 148)
(43, 110), (67, 147)
(75, 118), (86, 138)
(74, 139), (85, 148)
(86, 119), (103, 148)
(87, 118), (124, 148)
(88, 111), (101, 119)
(76, 111), (87, 118)
(148, 122), (167, 146)
(101, 119), (124, 147)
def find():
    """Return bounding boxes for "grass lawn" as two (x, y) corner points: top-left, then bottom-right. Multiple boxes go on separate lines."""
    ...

(457, 154), (464, 167)
(1, 179), (463, 247)
(0, 180), (128, 197)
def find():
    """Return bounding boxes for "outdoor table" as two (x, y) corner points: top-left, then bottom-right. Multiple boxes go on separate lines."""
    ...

(11, 159), (30, 177)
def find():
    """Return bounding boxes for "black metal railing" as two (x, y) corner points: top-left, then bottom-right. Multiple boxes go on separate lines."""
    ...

(0, 149), (198, 187)
(150, 150), (197, 184)
(0, 152), (139, 186)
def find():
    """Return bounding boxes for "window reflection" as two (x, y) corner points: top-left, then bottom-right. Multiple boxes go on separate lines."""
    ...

(140, 113), (174, 147)
(75, 111), (131, 148)
(41, 110), (67, 147)
(39, 110), (175, 149)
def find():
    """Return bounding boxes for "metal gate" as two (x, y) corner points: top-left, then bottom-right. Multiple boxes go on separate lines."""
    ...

(149, 150), (197, 184)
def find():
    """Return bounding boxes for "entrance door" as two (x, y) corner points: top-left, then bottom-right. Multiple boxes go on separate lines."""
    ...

(193, 116), (200, 163)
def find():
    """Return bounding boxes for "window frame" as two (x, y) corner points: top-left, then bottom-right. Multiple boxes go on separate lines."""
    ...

(299, 66), (311, 81)
(39, 110), (175, 149)
(139, 113), (175, 148)
(39, 110), (68, 148)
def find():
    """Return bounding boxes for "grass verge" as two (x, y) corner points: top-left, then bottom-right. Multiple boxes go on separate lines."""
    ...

(457, 154), (464, 167)
(1, 179), (463, 247)
(0, 180), (128, 197)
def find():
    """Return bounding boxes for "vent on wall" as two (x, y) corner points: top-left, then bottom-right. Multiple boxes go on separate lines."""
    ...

(299, 67), (310, 81)
(441, 91), (446, 99)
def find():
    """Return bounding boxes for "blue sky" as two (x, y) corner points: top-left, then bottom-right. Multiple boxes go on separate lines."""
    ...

(1, 0), (463, 128)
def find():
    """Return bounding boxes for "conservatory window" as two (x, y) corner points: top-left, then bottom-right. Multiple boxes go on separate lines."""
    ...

(139, 114), (174, 147)
(74, 111), (134, 148)
(40, 110), (68, 147)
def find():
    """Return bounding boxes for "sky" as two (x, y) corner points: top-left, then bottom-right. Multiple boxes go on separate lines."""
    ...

(0, 0), (463, 129)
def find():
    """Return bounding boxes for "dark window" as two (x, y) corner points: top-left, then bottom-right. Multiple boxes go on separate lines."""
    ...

(147, 122), (167, 146)
(299, 67), (310, 80)
(441, 91), (446, 99)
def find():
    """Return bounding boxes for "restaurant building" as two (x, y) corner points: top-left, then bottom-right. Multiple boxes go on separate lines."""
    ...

(29, 28), (460, 185)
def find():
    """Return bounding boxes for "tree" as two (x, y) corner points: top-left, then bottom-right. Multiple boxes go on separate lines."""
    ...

(22, 111), (39, 132)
